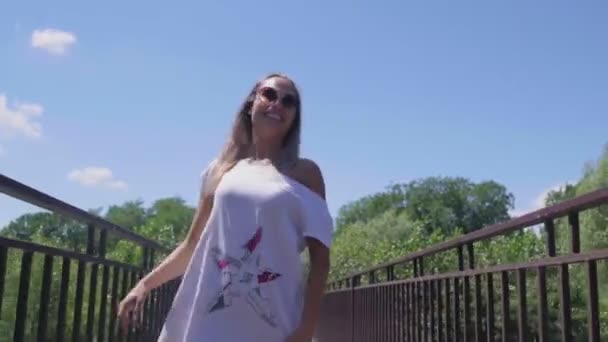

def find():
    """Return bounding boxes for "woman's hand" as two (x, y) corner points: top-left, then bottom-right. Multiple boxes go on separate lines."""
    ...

(117, 282), (149, 332)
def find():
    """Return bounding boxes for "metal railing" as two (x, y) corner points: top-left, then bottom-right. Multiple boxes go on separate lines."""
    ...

(316, 187), (608, 342)
(0, 173), (179, 341)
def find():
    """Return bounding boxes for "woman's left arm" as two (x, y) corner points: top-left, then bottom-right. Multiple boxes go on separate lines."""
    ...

(290, 238), (330, 341)
(287, 159), (331, 341)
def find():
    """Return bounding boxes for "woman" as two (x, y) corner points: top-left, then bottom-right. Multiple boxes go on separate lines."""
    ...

(117, 73), (334, 341)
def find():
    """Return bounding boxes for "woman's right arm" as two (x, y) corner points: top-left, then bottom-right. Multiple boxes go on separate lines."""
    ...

(117, 181), (214, 329)
(138, 192), (213, 290)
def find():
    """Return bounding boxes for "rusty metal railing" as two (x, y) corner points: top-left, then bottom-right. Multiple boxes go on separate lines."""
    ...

(316, 187), (608, 342)
(0, 173), (180, 342)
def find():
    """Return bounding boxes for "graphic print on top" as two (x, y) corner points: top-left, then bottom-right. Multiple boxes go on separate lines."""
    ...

(207, 226), (282, 327)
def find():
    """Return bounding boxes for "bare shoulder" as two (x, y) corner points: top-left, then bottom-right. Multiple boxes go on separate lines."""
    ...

(290, 158), (326, 199)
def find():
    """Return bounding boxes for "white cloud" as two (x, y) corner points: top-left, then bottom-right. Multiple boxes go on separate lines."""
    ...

(67, 167), (128, 191)
(0, 145), (5, 156)
(510, 181), (574, 218)
(108, 180), (128, 190)
(0, 94), (44, 142)
(31, 28), (77, 55)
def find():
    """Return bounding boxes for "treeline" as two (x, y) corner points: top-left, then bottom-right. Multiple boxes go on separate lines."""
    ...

(328, 145), (608, 340)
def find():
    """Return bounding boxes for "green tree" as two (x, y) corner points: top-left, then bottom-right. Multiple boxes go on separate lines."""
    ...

(107, 197), (195, 264)
(335, 177), (515, 235)
(402, 177), (514, 234)
(544, 183), (577, 206)
(140, 197), (195, 246)
(1, 212), (87, 251)
(330, 209), (460, 280)
(104, 199), (148, 230)
(334, 184), (407, 232)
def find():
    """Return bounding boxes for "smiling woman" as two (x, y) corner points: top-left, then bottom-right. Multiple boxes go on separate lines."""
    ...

(117, 73), (334, 342)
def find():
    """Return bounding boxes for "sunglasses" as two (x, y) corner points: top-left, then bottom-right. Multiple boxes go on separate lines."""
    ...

(258, 86), (298, 109)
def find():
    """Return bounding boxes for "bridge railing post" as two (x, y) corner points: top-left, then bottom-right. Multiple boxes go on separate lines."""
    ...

(349, 276), (354, 342)
(85, 224), (98, 342)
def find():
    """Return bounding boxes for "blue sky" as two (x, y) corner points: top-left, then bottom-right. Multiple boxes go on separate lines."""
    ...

(1, 0), (607, 228)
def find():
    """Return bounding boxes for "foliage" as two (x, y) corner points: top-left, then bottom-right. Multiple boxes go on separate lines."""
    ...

(1, 212), (87, 251)
(334, 184), (407, 231)
(330, 210), (458, 280)
(106, 197), (195, 264)
(403, 177), (514, 234)
(335, 177), (514, 236)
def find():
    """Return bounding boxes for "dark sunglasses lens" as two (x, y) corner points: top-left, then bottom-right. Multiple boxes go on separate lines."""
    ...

(261, 87), (278, 102)
(282, 95), (297, 108)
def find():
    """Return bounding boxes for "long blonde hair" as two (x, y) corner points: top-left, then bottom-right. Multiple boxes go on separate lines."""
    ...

(204, 73), (302, 196)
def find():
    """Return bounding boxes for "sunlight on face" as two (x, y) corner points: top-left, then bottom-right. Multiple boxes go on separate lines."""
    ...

(250, 77), (298, 141)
